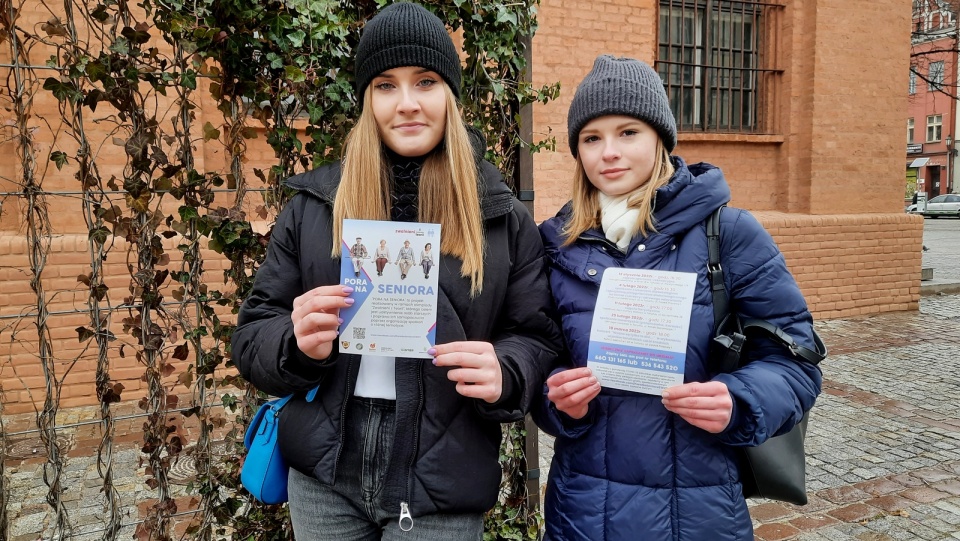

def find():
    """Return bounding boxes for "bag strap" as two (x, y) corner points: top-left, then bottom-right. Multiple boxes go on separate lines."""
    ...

(705, 206), (826, 369)
(706, 206), (727, 333)
(271, 384), (320, 413)
(740, 318), (826, 366)
(272, 394), (294, 410)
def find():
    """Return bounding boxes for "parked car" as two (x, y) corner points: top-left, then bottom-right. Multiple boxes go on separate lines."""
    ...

(919, 194), (960, 218)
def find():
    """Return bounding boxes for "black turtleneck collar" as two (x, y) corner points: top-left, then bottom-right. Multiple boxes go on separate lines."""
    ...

(385, 146), (432, 223)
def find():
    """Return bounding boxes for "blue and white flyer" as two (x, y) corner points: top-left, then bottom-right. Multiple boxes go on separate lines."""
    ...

(338, 219), (441, 359)
(587, 268), (697, 395)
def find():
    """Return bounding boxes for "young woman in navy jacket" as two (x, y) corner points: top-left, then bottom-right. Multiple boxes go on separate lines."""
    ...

(534, 55), (822, 541)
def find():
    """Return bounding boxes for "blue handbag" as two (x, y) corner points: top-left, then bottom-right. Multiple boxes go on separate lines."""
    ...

(241, 387), (318, 504)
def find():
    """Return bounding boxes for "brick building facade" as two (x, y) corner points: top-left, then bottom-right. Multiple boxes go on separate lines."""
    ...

(907, 0), (958, 199)
(0, 0), (921, 413)
(531, 0), (921, 316)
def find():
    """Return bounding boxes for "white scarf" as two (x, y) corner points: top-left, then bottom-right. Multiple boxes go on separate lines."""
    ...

(599, 192), (641, 251)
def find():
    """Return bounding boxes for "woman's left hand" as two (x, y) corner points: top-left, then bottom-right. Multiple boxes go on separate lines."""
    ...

(661, 381), (733, 434)
(431, 342), (503, 403)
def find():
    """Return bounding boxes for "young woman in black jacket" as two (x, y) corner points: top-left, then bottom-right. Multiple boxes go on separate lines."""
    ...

(232, 3), (562, 540)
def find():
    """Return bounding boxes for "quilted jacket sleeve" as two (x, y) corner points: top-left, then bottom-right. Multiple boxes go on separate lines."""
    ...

(711, 208), (823, 447)
(529, 215), (597, 439)
(477, 202), (565, 423)
(233, 196), (333, 397)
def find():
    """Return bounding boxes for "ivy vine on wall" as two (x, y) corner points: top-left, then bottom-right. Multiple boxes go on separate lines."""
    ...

(2, 0), (557, 539)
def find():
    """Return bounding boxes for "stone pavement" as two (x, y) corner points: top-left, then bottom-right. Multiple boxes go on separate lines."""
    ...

(2, 402), (213, 541)
(921, 218), (960, 296)
(538, 293), (960, 540)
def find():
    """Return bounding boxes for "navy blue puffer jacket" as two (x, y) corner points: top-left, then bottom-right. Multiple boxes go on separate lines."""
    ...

(534, 158), (822, 541)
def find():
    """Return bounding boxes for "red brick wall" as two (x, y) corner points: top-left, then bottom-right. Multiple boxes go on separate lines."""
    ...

(758, 212), (924, 318)
(531, 0), (658, 220)
(0, 233), (235, 414)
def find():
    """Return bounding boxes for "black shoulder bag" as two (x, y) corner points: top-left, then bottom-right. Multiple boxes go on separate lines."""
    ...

(707, 206), (826, 505)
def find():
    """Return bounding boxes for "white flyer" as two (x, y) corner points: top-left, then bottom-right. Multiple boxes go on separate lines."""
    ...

(587, 268), (697, 395)
(338, 219), (441, 359)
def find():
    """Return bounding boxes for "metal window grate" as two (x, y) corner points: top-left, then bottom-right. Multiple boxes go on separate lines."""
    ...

(656, 0), (784, 134)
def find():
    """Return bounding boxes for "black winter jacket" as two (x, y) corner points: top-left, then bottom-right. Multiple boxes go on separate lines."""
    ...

(233, 159), (562, 517)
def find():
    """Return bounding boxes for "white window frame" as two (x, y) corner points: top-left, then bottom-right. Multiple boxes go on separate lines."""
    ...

(927, 114), (942, 142)
(929, 61), (944, 91)
(909, 70), (917, 95)
(908, 118), (915, 143)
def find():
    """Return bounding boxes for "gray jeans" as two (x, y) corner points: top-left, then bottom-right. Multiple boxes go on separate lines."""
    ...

(287, 397), (483, 541)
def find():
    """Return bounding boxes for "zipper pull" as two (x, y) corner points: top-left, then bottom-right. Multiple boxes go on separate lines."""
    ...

(399, 501), (413, 532)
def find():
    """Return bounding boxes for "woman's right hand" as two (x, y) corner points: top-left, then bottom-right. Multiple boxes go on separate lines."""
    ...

(292, 285), (354, 360)
(546, 367), (601, 420)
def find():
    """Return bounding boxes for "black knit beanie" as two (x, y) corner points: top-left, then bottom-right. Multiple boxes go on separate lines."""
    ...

(567, 55), (677, 157)
(354, 2), (462, 102)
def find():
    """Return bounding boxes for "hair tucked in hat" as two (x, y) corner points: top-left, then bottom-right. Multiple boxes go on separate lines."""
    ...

(354, 2), (462, 102)
(567, 55), (677, 157)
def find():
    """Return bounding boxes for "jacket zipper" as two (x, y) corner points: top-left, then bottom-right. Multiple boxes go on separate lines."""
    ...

(398, 502), (413, 532)
(398, 359), (424, 532)
(332, 355), (356, 484)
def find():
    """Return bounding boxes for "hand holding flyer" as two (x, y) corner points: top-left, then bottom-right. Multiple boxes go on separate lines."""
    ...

(338, 219), (441, 358)
(587, 268), (696, 395)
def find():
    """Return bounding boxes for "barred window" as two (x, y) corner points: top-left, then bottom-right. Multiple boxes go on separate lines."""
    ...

(657, 0), (784, 133)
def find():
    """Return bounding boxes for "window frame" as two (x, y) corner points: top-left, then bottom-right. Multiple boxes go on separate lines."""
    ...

(656, 0), (784, 134)
(929, 60), (944, 91)
(927, 114), (942, 142)
(908, 118), (915, 143)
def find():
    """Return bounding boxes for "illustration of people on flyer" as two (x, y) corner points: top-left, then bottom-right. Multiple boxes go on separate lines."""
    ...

(339, 219), (441, 359)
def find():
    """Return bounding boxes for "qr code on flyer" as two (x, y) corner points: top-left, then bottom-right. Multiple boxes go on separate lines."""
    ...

(353, 327), (366, 340)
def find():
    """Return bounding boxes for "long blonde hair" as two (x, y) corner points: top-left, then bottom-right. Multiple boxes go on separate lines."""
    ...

(332, 84), (486, 296)
(562, 139), (675, 245)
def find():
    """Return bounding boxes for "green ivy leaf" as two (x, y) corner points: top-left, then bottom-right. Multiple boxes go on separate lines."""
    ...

(202, 121), (221, 142)
(179, 206), (200, 222)
(90, 5), (109, 22)
(154, 177), (173, 191)
(496, 7), (518, 26)
(284, 65), (306, 83)
(76, 326), (96, 342)
(108, 37), (130, 55)
(88, 225), (110, 245)
(181, 70), (197, 90)
(120, 24), (151, 45)
(42, 78), (82, 103)
(287, 29), (306, 48)
(50, 151), (69, 170)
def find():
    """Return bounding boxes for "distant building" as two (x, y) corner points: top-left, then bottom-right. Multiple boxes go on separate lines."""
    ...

(907, 0), (958, 198)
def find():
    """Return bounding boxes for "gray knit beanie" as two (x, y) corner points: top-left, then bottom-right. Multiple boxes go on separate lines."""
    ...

(567, 55), (677, 157)
(354, 2), (462, 102)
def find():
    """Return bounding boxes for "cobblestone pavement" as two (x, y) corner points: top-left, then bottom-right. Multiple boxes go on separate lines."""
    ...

(2, 402), (214, 541)
(538, 294), (960, 540)
(921, 218), (960, 294)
